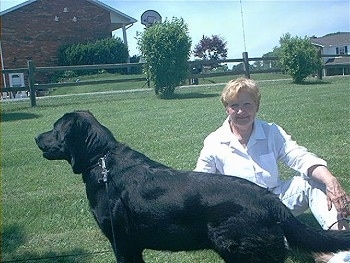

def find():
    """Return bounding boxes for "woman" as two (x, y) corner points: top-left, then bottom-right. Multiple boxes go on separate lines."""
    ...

(194, 78), (349, 262)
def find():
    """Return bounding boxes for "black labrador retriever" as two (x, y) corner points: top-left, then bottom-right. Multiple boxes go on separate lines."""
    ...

(35, 111), (350, 263)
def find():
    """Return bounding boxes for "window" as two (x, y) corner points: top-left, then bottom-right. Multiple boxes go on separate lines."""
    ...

(336, 46), (348, 55)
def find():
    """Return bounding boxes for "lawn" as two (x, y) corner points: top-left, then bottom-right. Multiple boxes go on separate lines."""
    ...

(47, 72), (288, 96)
(1, 75), (349, 262)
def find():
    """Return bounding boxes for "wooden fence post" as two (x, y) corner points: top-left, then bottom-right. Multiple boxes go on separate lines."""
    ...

(242, 52), (250, 79)
(28, 60), (37, 107)
(317, 50), (323, 80)
(147, 72), (151, 89)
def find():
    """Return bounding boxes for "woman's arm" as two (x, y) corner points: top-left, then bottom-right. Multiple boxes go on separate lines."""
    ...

(308, 165), (350, 218)
(194, 144), (217, 173)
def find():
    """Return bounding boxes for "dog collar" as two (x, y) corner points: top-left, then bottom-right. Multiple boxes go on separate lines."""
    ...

(98, 152), (110, 183)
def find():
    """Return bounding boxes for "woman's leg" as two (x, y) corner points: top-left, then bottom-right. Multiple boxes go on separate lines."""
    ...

(272, 176), (349, 262)
(272, 176), (348, 230)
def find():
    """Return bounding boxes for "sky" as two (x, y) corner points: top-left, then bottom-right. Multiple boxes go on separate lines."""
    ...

(1, 0), (349, 59)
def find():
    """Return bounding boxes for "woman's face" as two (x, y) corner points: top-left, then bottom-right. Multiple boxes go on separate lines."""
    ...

(225, 91), (258, 129)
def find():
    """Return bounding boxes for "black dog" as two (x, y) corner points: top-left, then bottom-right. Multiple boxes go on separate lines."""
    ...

(35, 111), (350, 263)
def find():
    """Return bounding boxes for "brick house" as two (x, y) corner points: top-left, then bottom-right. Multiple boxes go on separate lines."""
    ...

(0, 0), (137, 87)
(311, 32), (350, 76)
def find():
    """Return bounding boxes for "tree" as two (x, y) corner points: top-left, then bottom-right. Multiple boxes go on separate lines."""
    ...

(278, 33), (322, 83)
(193, 35), (228, 61)
(137, 17), (192, 97)
(262, 47), (281, 70)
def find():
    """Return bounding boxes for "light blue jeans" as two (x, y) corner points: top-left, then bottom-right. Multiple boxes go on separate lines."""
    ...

(271, 176), (344, 230)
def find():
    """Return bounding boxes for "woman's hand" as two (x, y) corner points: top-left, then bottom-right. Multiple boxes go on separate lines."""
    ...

(326, 179), (350, 218)
(309, 165), (350, 217)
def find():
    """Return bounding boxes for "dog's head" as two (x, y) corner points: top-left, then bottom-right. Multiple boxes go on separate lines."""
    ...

(35, 111), (115, 174)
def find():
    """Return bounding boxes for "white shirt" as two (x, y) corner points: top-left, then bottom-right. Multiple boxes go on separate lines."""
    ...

(194, 118), (327, 188)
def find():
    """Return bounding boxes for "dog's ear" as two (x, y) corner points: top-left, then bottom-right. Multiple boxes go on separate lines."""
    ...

(63, 112), (92, 174)
(64, 111), (112, 174)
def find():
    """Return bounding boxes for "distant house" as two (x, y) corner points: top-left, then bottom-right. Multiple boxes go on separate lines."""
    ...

(0, 0), (137, 86)
(311, 32), (350, 76)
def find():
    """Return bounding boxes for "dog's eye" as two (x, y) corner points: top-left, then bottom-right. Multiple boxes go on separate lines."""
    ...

(52, 130), (61, 141)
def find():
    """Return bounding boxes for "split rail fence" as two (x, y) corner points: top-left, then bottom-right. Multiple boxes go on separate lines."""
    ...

(1, 52), (344, 107)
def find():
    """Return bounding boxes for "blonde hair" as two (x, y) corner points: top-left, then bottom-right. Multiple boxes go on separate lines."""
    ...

(220, 77), (261, 108)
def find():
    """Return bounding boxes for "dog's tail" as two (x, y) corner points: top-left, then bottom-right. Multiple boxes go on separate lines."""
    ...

(280, 213), (350, 253)
(265, 197), (350, 252)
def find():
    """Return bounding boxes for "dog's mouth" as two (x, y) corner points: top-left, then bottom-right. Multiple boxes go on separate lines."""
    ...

(35, 137), (65, 160)
(41, 149), (67, 161)
(41, 150), (57, 159)
(35, 138), (48, 152)
(38, 146), (61, 160)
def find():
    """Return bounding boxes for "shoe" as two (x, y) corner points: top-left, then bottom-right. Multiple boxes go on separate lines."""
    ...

(328, 251), (350, 263)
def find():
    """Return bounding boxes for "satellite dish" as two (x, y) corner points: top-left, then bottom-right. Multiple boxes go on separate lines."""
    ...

(141, 10), (162, 27)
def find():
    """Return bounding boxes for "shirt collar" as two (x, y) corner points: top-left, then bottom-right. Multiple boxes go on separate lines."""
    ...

(220, 117), (266, 148)
(247, 119), (266, 148)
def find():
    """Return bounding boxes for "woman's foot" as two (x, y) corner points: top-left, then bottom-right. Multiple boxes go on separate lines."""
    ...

(314, 251), (350, 263)
(328, 251), (350, 263)
(314, 252), (333, 263)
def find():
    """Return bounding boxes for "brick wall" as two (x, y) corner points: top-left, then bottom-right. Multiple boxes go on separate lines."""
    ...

(1, 0), (112, 71)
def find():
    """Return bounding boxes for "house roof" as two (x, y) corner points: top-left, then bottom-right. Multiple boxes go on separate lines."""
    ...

(310, 32), (350, 47)
(325, 56), (350, 67)
(0, 0), (137, 30)
(87, 0), (137, 30)
(0, 0), (36, 15)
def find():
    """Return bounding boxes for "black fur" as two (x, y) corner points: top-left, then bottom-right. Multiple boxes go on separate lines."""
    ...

(35, 111), (350, 263)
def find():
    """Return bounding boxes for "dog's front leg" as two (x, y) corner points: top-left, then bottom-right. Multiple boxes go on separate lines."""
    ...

(115, 248), (145, 263)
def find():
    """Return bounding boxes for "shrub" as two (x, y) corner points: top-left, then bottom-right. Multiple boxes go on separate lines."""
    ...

(137, 17), (192, 97)
(58, 37), (129, 74)
(278, 33), (322, 83)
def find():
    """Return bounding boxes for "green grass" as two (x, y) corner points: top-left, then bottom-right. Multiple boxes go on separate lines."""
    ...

(2, 75), (349, 262)
(47, 72), (288, 96)
(48, 73), (150, 95)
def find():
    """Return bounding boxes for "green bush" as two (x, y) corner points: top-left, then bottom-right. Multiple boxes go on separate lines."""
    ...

(137, 17), (192, 97)
(278, 33), (322, 83)
(129, 55), (143, 74)
(58, 37), (129, 74)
